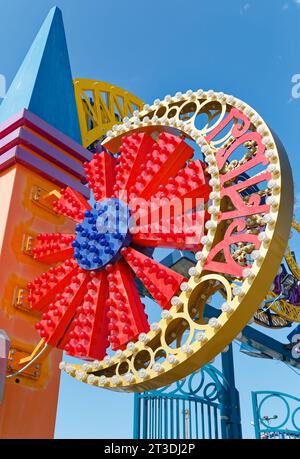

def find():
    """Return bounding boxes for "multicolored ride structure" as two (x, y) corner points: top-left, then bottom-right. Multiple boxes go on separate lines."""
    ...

(0, 7), (299, 439)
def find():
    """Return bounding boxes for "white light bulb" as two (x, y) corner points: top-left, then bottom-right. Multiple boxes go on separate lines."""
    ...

(115, 349), (125, 359)
(181, 344), (193, 354)
(111, 375), (120, 385)
(138, 332), (149, 343)
(127, 342), (136, 352)
(195, 332), (207, 342)
(233, 285), (244, 296)
(251, 114), (259, 123)
(92, 361), (102, 371)
(201, 236), (210, 245)
(65, 364), (75, 374)
(262, 136), (273, 146)
(188, 266), (199, 277)
(251, 250), (263, 261)
(209, 191), (219, 200)
(265, 149), (276, 159)
(161, 310), (172, 320)
(242, 268), (254, 279)
(209, 178), (219, 187)
(221, 302), (233, 313)
(266, 196), (277, 206)
(153, 362), (163, 373)
(208, 165), (218, 175)
(138, 369), (147, 379)
(180, 282), (192, 292)
(267, 180), (277, 189)
(167, 354), (178, 364)
(99, 375), (107, 385)
(196, 89), (204, 97)
(205, 221), (216, 230)
(171, 296), (183, 307)
(195, 251), (205, 261)
(258, 232), (270, 242)
(209, 317), (220, 329)
(82, 363), (90, 371)
(151, 323), (161, 332)
(124, 372), (134, 383)
(262, 214), (274, 224)
(87, 374), (96, 384)
(104, 355), (111, 365)
(75, 370), (86, 381)
(208, 205), (218, 215)
(267, 163), (278, 174)
(59, 361), (66, 371)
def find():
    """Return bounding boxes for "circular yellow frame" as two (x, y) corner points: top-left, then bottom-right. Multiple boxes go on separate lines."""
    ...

(60, 89), (294, 392)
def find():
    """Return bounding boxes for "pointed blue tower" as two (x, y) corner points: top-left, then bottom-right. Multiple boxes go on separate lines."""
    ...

(0, 7), (81, 143)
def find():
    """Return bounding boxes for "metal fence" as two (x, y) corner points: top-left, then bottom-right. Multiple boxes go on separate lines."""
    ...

(252, 390), (300, 439)
(134, 363), (238, 439)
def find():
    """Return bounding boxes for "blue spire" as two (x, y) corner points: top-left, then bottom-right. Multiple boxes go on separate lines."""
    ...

(0, 7), (81, 143)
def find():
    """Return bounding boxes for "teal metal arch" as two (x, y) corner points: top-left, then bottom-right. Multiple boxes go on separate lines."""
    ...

(252, 390), (300, 439)
(133, 344), (242, 439)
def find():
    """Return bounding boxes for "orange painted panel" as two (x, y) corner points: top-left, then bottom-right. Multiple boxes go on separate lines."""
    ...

(0, 163), (75, 438)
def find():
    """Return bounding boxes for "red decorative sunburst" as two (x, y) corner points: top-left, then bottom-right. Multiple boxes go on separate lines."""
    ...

(28, 131), (211, 360)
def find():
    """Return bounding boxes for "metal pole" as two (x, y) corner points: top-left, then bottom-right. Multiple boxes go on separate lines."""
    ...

(133, 393), (140, 439)
(184, 408), (189, 439)
(251, 392), (261, 439)
(221, 344), (243, 439)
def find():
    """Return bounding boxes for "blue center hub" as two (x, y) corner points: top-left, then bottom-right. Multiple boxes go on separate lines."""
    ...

(73, 198), (131, 271)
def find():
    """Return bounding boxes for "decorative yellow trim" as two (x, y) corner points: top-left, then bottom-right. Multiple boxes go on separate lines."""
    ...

(73, 79), (144, 148)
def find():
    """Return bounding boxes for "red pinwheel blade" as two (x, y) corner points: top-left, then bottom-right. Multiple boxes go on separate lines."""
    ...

(33, 233), (75, 264)
(84, 151), (116, 201)
(106, 260), (149, 350)
(35, 270), (90, 347)
(153, 159), (211, 203)
(122, 247), (186, 309)
(131, 229), (202, 251)
(53, 187), (91, 222)
(131, 204), (206, 250)
(128, 133), (194, 200)
(113, 133), (156, 199)
(28, 259), (78, 311)
(59, 271), (110, 360)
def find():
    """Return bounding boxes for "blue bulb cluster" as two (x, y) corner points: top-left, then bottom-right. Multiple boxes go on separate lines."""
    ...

(73, 198), (131, 271)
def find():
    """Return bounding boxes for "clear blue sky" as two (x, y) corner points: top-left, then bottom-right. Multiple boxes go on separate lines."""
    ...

(1, 0), (300, 439)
